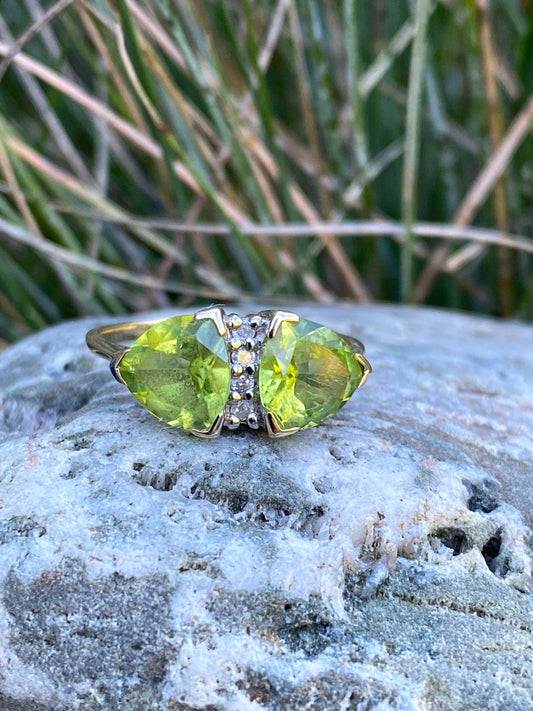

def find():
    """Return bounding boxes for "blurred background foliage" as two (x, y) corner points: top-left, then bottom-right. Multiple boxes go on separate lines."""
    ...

(0, 0), (532, 346)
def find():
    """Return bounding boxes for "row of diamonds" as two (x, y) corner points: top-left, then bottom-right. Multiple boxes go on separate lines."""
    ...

(222, 312), (268, 430)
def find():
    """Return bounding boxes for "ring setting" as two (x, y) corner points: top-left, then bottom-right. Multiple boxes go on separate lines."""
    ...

(86, 307), (371, 439)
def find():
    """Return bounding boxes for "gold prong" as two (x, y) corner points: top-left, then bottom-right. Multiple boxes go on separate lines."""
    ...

(227, 313), (243, 329)
(110, 348), (129, 385)
(264, 411), (300, 438)
(356, 353), (372, 388)
(226, 414), (240, 430)
(194, 306), (227, 336)
(247, 413), (259, 429)
(248, 315), (262, 329)
(267, 310), (300, 339)
(191, 413), (224, 439)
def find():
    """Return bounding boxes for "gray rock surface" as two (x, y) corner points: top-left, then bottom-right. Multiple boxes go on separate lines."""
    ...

(0, 304), (532, 711)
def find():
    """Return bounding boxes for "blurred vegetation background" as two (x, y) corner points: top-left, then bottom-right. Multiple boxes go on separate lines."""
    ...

(0, 0), (532, 346)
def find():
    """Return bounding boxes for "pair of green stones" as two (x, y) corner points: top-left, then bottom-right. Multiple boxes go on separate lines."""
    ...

(86, 307), (371, 438)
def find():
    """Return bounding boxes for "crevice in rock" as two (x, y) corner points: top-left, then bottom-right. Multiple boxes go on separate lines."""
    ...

(481, 529), (503, 574)
(132, 467), (177, 491)
(431, 527), (471, 556)
(169, 467), (328, 536)
(464, 479), (500, 513)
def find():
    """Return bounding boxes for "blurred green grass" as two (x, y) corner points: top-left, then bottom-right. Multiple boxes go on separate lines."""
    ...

(0, 0), (532, 343)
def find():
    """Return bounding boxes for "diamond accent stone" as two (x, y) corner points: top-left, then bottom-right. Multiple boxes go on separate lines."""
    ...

(221, 314), (269, 428)
(234, 323), (255, 341)
(233, 376), (254, 393)
(228, 399), (255, 421)
(232, 349), (255, 366)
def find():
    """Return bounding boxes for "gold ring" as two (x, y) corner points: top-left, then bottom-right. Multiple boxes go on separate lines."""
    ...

(86, 307), (371, 438)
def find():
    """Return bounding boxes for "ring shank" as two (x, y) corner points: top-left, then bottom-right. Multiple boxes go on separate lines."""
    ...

(86, 321), (160, 362)
(86, 319), (365, 364)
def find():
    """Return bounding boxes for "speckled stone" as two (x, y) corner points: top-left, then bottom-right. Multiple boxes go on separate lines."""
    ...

(0, 305), (531, 711)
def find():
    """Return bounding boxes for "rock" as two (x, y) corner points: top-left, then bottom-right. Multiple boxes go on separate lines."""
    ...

(0, 304), (531, 711)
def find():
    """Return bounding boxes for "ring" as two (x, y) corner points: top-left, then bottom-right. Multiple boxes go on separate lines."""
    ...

(86, 307), (371, 439)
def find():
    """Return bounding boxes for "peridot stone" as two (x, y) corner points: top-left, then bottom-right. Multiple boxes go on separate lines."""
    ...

(119, 315), (230, 431)
(258, 318), (362, 430)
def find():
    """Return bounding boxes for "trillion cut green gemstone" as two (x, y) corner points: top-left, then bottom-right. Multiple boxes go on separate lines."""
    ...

(119, 315), (230, 431)
(258, 318), (363, 430)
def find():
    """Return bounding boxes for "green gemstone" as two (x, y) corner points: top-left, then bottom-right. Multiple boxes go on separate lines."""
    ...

(259, 318), (363, 430)
(119, 315), (230, 430)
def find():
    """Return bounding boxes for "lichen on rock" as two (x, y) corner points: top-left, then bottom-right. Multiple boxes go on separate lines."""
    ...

(0, 305), (531, 710)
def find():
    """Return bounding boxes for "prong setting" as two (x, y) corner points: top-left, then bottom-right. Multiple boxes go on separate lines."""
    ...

(195, 306), (227, 336)
(356, 353), (372, 388)
(221, 310), (269, 431)
(267, 311), (300, 339)
(190, 307), (370, 437)
(264, 411), (300, 438)
(247, 413), (259, 429)
(191, 413), (225, 439)
(110, 348), (129, 385)
(227, 313), (243, 329)
(226, 414), (240, 430)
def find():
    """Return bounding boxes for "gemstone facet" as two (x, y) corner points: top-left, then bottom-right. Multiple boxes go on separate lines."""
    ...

(258, 317), (363, 430)
(119, 315), (231, 431)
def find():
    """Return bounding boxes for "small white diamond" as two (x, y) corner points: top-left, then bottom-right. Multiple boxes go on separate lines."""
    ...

(230, 400), (254, 421)
(234, 320), (255, 342)
(233, 376), (253, 393)
(231, 349), (255, 366)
